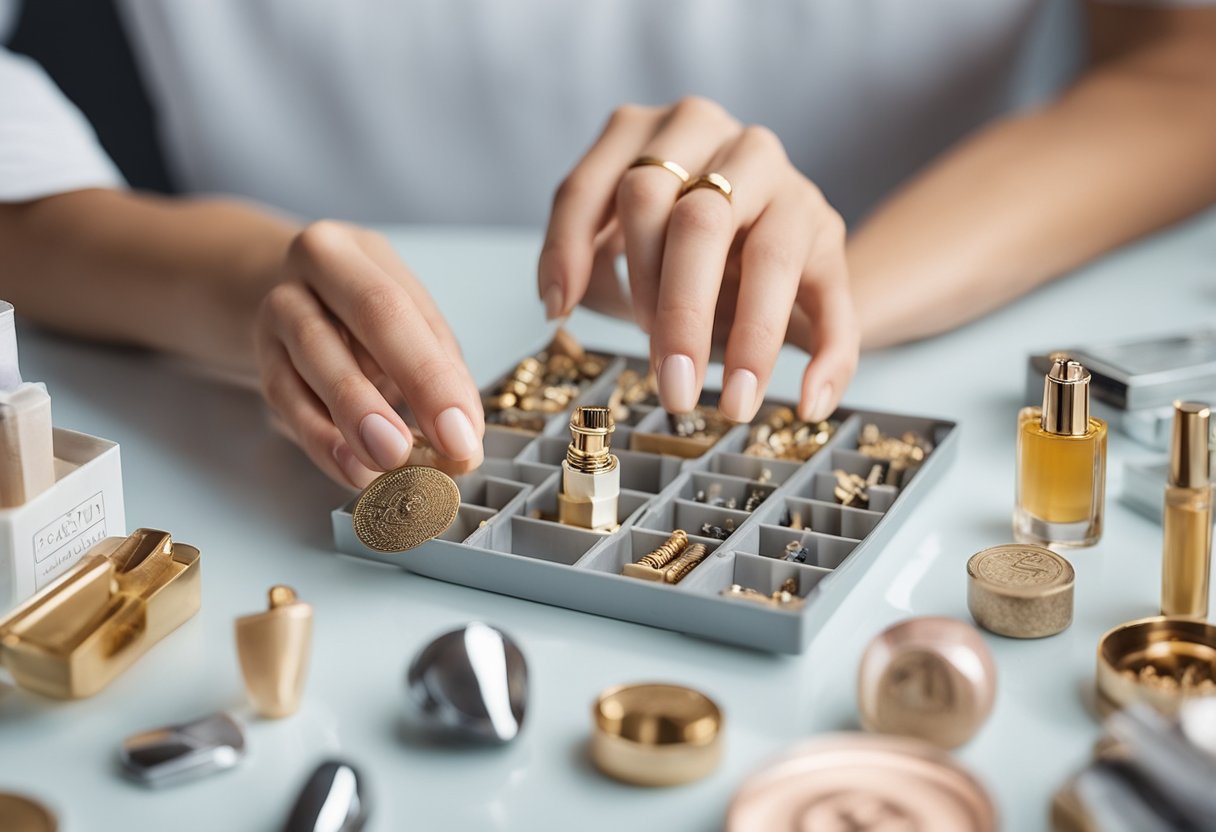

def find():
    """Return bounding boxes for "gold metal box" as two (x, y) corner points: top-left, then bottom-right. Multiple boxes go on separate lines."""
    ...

(0, 528), (200, 699)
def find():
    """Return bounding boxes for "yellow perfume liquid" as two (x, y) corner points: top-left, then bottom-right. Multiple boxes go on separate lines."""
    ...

(1014, 358), (1107, 548)
(1161, 485), (1213, 618)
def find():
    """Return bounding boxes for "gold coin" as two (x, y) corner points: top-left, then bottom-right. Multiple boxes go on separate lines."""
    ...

(352, 466), (460, 553)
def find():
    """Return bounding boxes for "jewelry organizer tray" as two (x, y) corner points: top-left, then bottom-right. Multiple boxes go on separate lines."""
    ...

(333, 352), (958, 654)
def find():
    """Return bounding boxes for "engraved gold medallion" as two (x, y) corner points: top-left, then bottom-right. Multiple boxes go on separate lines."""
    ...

(352, 466), (460, 552)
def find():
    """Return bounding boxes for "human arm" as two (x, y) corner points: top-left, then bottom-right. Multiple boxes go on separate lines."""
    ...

(849, 3), (1216, 348)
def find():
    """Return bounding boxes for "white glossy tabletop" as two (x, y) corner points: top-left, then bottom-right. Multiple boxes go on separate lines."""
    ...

(2, 211), (1215, 832)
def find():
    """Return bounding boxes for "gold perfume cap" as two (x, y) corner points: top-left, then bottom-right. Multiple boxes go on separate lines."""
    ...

(1041, 358), (1090, 436)
(1169, 401), (1211, 489)
(567, 406), (616, 473)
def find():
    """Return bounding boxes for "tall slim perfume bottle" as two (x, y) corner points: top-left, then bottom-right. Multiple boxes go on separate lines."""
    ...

(1016, 358), (1107, 547)
(1161, 401), (1212, 618)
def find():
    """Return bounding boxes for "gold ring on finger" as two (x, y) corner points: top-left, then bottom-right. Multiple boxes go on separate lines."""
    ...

(628, 156), (691, 184)
(680, 172), (733, 204)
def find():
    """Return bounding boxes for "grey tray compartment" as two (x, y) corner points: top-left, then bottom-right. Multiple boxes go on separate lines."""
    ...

(483, 425), (538, 459)
(746, 524), (861, 571)
(771, 495), (884, 539)
(716, 553), (834, 600)
(333, 351), (959, 654)
(675, 472), (777, 512)
(706, 452), (803, 485)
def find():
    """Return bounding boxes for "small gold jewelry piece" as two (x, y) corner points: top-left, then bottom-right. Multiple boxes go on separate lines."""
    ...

(235, 586), (313, 719)
(833, 468), (871, 508)
(352, 466), (461, 553)
(622, 530), (689, 581)
(664, 543), (710, 584)
(680, 172), (733, 204)
(485, 329), (605, 430)
(745, 409), (835, 461)
(592, 683), (723, 786)
(721, 584), (771, 604)
(631, 405), (731, 459)
(858, 423), (933, 486)
(0, 529), (201, 699)
(628, 156), (691, 184)
(607, 369), (658, 423)
(720, 579), (803, 610)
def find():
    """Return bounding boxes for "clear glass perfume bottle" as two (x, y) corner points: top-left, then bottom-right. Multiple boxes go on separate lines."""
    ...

(1161, 401), (1212, 618)
(1015, 358), (1107, 547)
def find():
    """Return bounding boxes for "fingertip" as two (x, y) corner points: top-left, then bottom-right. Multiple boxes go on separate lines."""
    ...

(720, 368), (759, 423)
(359, 412), (412, 471)
(543, 284), (565, 321)
(333, 443), (379, 490)
(800, 380), (835, 423)
(434, 406), (482, 462)
(658, 353), (698, 414)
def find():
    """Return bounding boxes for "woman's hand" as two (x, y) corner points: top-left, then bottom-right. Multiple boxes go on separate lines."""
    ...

(256, 221), (485, 489)
(538, 97), (858, 424)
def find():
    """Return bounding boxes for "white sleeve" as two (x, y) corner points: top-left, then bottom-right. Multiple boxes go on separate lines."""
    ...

(0, 47), (125, 202)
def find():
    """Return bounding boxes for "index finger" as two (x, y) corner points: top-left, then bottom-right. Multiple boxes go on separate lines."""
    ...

(538, 105), (660, 320)
(291, 223), (484, 465)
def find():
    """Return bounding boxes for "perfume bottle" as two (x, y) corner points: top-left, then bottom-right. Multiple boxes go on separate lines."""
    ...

(1161, 401), (1212, 618)
(1015, 358), (1107, 547)
(557, 406), (619, 531)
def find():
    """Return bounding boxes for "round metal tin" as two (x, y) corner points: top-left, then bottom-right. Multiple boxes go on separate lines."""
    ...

(0, 793), (56, 832)
(726, 733), (996, 832)
(591, 682), (722, 786)
(857, 616), (997, 749)
(967, 544), (1074, 638)
(1096, 615), (1216, 717)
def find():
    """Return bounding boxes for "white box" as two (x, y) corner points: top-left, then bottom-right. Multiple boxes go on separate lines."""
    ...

(0, 427), (125, 613)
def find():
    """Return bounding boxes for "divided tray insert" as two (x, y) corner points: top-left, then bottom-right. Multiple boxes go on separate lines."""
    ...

(333, 347), (957, 653)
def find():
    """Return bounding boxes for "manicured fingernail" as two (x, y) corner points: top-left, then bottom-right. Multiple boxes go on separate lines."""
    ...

(807, 382), (835, 423)
(333, 444), (377, 490)
(658, 354), (697, 414)
(434, 407), (481, 461)
(359, 412), (411, 470)
(719, 369), (758, 423)
(543, 284), (564, 320)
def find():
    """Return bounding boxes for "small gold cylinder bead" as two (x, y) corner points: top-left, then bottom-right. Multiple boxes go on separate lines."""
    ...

(638, 530), (689, 570)
(664, 543), (709, 584)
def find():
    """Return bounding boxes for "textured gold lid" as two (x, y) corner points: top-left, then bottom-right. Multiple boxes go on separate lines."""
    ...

(0, 793), (56, 832)
(591, 682), (722, 786)
(725, 733), (997, 832)
(1041, 358), (1091, 436)
(967, 544), (1074, 639)
(1095, 615), (1216, 717)
(1169, 401), (1211, 489)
